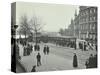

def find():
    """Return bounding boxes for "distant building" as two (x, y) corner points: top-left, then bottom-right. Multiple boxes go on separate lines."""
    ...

(74, 10), (79, 39)
(64, 18), (75, 36)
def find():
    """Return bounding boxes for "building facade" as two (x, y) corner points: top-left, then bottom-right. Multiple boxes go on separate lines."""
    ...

(79, 6), (97, 43)
(66, 6), (97, 44)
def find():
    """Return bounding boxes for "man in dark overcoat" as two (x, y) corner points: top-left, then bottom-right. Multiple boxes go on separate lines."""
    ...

(36, 53), (41, 66)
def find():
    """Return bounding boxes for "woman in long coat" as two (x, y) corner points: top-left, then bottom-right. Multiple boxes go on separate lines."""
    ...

(73, 53), (78, 68)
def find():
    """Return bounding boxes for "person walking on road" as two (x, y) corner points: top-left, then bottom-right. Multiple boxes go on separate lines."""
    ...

(36, 53), (41, 66)
(73, 53), (78, 68)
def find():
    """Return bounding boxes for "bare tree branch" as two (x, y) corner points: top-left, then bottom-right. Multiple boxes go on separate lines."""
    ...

(18, 15), (32, 37)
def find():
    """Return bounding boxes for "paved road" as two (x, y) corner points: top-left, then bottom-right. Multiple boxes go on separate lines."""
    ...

(46, 43), (96, 65)
(16, 61), (26, 73)
(18, 42), (96, 72)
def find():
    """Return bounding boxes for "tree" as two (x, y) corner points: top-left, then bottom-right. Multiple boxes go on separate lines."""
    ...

(59, 28), (64, 35)
(18, 15), (32, 40)
(29, 16), (44, 45)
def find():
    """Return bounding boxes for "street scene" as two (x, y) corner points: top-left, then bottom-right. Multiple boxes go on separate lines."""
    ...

(11, 2), (97, 73)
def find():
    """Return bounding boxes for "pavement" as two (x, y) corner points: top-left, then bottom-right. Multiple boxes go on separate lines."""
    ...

(18, 42), (97, 72)
(16, 60), (26, 73)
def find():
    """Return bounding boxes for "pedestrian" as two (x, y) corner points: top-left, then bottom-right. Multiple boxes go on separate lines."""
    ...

(88, 54), (94, 68)
(37, 45), (40, 51)
(31, 44), (33, 52)
(74, 42), (76, 50)
(23, 47), (26, 56)
(43, 45), (46, 55)
(31, 65), (36, 72)
(94, 54), (97, 68)
(73, 53), (78, 68)
(85, 59), (89, 68)
(47, 46), (49, 55)
(95, 44), (97, 51)
(79, 42), (81, 49)
(36, 53), (41, 66)
(34, 44), (37, 51)
(84, 42), (86, 51)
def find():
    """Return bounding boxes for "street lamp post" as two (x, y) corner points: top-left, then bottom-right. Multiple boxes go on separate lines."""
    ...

(11, 24), (19, 72)
(11, 24), (18, 38)
(11, 24), (19, 58)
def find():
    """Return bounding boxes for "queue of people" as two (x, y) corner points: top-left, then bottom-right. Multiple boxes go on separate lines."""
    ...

(23, 43), (33, 56)
(79, 42), (97, 51)
(55, 41), (76, 49)
(43, 45), (50, 55)
(85, 54), (97, 68)
(17, 38), (97, 72)
(34, 44), (40, 51)
(72, 53), (97, 69)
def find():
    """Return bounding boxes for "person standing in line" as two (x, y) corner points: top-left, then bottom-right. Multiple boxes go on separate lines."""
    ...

(47, 46), (49, 55)
(74, 42), (76, 50)
(23, 47), (26, 56)
(85, 59), (89, 68)
(88, 54), (94, 68)
(94, 54), (97, 68)
(95, 44), (97, 51)
(73, 53), (78, 68)
(37, 45), (40, 51)
(36, 53), (41, 66)
(29, 44), (32, 53)
(43, 45), (46, 55)
(79, 42), (81, 49)
(84, 42), (86, 51)
(34, 44), (36, 51)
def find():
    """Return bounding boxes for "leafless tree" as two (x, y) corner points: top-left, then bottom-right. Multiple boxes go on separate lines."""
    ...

(18, 15), (32, 40)
(29, 16), (45, 45)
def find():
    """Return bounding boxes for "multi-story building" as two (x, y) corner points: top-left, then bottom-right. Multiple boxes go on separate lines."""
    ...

(64, 6), (97, 44)
(79, 6), (97, 43)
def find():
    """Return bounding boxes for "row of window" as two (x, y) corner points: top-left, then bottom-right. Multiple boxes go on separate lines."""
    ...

(80, 23), (96, 30)
(80, 8), (97, 16)
(89, 16), (97, 21)
(79, 16), (96, 23)
(79, 18), (88, 23)
(80, 34), (96, 39)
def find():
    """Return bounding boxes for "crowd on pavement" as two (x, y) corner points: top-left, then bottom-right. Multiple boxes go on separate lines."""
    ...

(85, 54), (97, 68)
(13, 38), (97, 72)
(16, 39), (50, 72)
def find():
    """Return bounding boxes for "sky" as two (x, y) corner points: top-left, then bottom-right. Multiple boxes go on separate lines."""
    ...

(16, 2), (79, 32)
